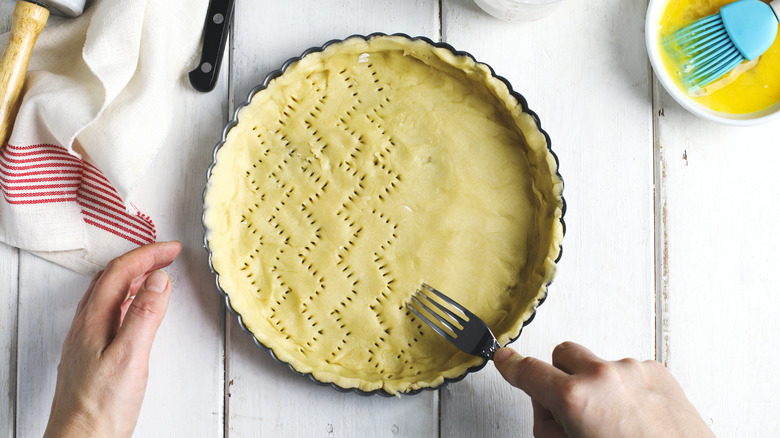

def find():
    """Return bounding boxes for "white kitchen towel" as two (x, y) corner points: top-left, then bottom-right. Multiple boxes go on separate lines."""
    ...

(0, 0), (210, 274)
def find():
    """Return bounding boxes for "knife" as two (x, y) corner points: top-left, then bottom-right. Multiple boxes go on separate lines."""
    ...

(189, 0), (235, 93)
(0, 0), (86, 148)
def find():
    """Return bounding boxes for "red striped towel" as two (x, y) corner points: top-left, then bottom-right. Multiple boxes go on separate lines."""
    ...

(0, 143), (156, 273)
(0, 143), (156, 245)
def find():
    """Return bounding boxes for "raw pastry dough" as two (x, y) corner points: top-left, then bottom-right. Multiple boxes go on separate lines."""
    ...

(204, 35), (563, 395)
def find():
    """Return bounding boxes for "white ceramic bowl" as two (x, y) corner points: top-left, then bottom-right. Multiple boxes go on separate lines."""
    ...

(646, 0), (780, 126)
(474, 0), (564, 22)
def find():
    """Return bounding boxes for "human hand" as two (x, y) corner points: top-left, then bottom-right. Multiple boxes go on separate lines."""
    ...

(44, 241), (183, 438)
(494, 342), (715, 438)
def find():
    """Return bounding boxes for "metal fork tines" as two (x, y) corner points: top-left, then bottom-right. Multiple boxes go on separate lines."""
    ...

(407, 283), (501, 360)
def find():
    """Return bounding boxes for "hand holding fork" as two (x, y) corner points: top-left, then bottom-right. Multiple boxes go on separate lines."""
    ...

(408, 284), (715, 438)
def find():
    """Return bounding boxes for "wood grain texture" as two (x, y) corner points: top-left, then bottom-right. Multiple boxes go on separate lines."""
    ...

(15, 253), (87, 437)
(127, 64), (231, 437)
(6, 7), (229, 438)
(6, 0), (780, 435)
(655, 84), (780, 435)
(226, 1), (441, 436)
(0, 243), (18, 438)
(441, 0), (656, 435)
(1, 5), (20, 437)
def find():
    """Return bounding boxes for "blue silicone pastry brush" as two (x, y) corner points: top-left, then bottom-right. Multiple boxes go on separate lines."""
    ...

(663, 0), (780, 94)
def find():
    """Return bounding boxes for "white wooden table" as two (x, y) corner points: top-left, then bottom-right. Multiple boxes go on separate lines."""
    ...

(2, 0), (779, 436)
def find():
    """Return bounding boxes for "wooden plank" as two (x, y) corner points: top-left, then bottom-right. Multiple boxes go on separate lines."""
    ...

(9, 12), (229, 438)
(655, 83), (780, 435)
(226, 1), (441, 436)
(2, 5), (20, 436)
(14, 76), (229, 438)
(126, 61), (230, 438)
(15, 254), (88, 437)
(0, 243), (18, 438)
(440, 0), (656, 436)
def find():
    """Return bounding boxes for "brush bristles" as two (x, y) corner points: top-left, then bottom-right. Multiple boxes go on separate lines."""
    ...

(672, 14), (722, 46)
(665, 13), (746, 90)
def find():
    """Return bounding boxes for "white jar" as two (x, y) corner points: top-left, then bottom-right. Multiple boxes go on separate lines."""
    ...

(474, 0), (564, 22)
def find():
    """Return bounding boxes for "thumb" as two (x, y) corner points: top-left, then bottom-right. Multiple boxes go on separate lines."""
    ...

(494, 347), (532, 388)
(114, 270), (172, 358)
(494, 347), (568, 409)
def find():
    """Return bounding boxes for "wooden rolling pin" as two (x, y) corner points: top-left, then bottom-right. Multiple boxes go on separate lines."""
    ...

(0, 1), (50, 148)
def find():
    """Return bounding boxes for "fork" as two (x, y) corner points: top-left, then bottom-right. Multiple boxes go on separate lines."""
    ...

(407, 283), (501, 360)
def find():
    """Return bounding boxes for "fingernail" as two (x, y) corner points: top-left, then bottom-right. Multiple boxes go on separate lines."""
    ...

(493, 347), (515, 364)
(144, 270), (169, 293)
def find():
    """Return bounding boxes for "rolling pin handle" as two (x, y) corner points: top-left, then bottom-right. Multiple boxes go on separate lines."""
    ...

(0, 0), (50, 148)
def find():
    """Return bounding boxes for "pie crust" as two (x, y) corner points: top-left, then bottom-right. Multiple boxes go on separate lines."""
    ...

(203, 35), (564, 395)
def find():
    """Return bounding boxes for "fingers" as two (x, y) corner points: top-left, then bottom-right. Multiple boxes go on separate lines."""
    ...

(119, 295), (134, 324)
(75, 270), (104, 318)
(112, 270), (172, 359)
(84, 242), (182, 322)
(552, 341), (604, 375)
(494, 347), (568, 409)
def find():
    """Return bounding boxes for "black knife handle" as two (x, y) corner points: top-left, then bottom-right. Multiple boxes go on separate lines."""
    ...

(189, 0), (235, 92)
